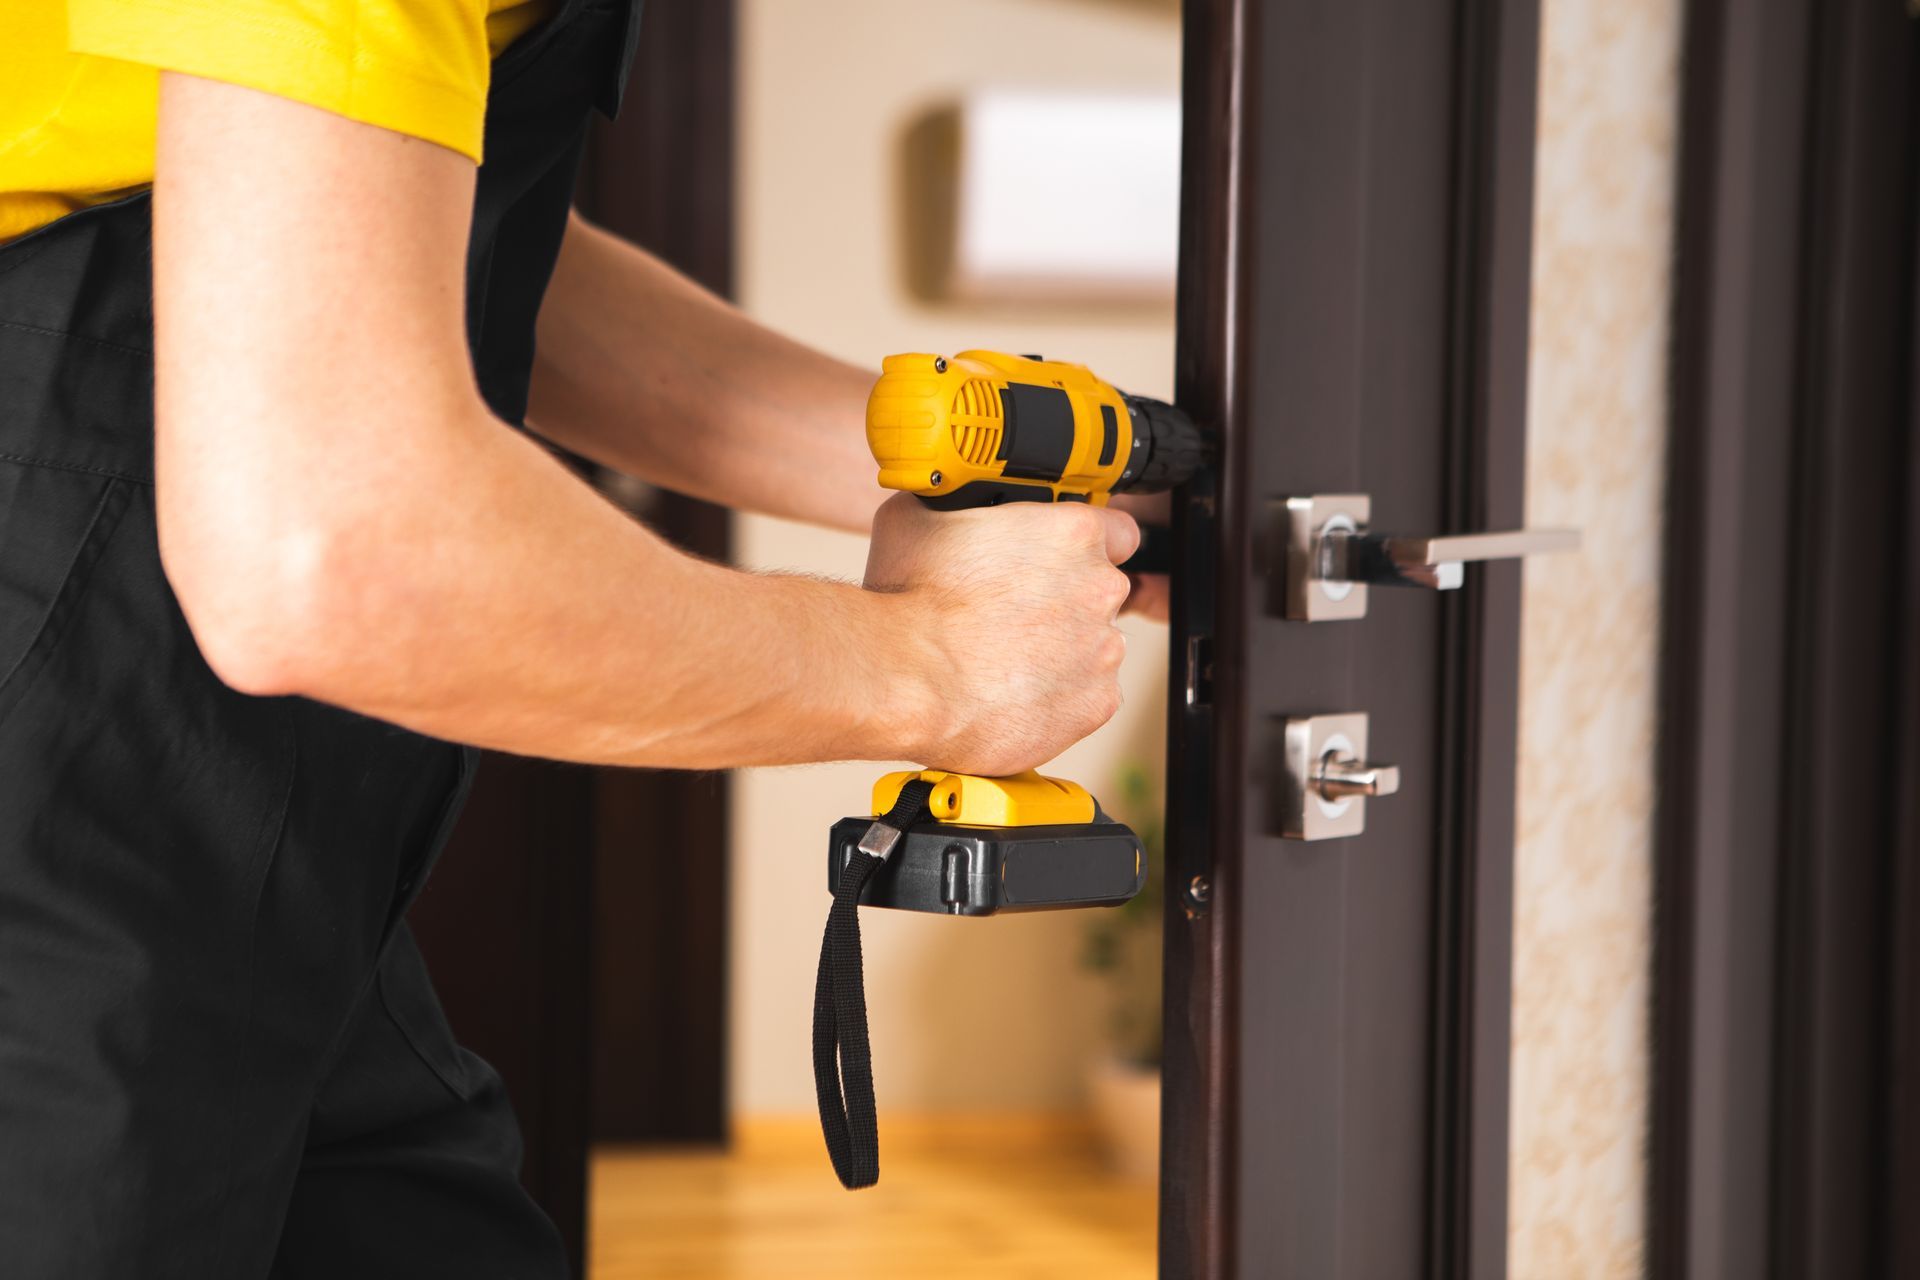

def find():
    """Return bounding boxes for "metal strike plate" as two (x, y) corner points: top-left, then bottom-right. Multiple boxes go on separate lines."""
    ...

(1279, 712), (1401, 841)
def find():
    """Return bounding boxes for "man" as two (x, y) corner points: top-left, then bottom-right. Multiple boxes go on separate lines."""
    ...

(0, 1), (1147, 1275)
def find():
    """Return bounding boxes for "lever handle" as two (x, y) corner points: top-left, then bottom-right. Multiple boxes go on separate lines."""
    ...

(1338, 527), (1581, 590)
(1277, 493), (1584, 620)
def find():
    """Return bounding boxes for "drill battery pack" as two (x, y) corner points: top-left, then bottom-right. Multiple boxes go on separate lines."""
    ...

(826, 813), (1144, 916)
(813, 771), (1146, 1188)
(826, 769), (1146, 917)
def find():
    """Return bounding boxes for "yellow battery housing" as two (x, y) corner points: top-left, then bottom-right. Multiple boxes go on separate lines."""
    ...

(872, 769), (1096, 828)
(865, 350), (1139, 504)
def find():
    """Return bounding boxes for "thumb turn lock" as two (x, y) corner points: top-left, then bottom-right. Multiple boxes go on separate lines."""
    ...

(1315, 750), (1400, 802)
(1280, 712), (1399, 841)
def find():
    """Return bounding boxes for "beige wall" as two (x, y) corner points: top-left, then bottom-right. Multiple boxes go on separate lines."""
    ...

(1510, 0), (1679, 1273)
(729, 0), (1181, 1116)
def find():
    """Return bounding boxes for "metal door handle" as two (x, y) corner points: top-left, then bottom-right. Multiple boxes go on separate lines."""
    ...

(1337, 527), (1581, 590)
(1275, 493), (1581, 620)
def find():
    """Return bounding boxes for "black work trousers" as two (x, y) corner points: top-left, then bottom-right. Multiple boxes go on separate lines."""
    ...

(0, 206), (569, 1279)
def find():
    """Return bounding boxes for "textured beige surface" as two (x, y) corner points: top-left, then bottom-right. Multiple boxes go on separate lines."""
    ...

(1509, 0), (1680, 1274)
(729, 0), (1179, 1115)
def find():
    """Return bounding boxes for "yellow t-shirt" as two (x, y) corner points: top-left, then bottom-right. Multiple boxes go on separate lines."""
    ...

(0, 0), (552, 244)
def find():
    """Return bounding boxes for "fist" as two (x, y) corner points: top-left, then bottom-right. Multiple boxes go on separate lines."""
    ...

(866, 493), (1139, 777)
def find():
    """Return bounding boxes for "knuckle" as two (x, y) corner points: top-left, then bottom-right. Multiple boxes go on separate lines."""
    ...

(873, 494), (908, 533)
(1075, 568), (1118, 611)
(1059, 504), (1105, 544)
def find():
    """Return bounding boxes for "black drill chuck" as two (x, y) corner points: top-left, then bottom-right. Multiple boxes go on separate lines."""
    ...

(1117, 394), (1210, 494)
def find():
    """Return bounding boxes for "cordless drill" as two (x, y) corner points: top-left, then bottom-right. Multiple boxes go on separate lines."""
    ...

(812, 352), (1207, 1189)
(846, 349), (1207, 915)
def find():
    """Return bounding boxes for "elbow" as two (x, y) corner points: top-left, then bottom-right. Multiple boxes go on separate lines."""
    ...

(183, 592), (320, 702)
(161, 512), (382, 701)
(183, 613), (291, 699)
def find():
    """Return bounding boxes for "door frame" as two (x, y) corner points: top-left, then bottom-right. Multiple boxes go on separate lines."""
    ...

(1650, 3), (1919, 1276)
(1162, 2), (1540, 1275)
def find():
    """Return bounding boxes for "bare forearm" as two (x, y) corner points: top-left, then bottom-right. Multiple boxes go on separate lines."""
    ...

(153, 78), (924, 768)
(528, 213), (882, 532)
(173, 387), (932, 768)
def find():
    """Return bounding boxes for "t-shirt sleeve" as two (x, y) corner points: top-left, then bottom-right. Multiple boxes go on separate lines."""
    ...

(68, 0), (494, 162)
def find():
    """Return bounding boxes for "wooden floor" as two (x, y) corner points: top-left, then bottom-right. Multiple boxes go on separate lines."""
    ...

(590, 1115), (1158, 1280)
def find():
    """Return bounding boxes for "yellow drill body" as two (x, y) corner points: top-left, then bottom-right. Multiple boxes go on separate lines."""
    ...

(865, 350), (1201, 509)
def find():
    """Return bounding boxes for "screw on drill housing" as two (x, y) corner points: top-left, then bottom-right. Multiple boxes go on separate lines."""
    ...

(933, 356), (948, 373)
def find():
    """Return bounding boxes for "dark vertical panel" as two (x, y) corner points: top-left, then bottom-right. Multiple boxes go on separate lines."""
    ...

(1772, 9), (1912, 1272)
(1235, 0), (1450, 1268)
(575, 0), (734, 298)
(1431, 0), (1537, 1271)
(573, 0), (736, 1145)
(410, 757), (595, 1273)
(1165, 2), (1535, 1276)
(1651, 5), (1811, 1272)
(1163, 0), (1247, 1273)
(1885, 169), (1920, 1280)
(586, 765), (729, 1142)
(1652, 2), (1919, 1277)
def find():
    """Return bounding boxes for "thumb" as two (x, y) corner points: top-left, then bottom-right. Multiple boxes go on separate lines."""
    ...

(1096, 507), (1142, 565)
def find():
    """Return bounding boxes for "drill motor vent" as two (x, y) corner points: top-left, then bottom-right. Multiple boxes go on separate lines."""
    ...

(948, 378), (1004, 466)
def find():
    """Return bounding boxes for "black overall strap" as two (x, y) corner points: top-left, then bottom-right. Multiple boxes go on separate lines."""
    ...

(813, 778), (936, 1189)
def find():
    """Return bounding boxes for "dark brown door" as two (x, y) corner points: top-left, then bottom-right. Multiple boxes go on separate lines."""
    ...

(1162, 3), (1542, 1276)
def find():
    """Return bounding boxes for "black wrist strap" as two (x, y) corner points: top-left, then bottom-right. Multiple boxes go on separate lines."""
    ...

(813, 778), (936, 1189)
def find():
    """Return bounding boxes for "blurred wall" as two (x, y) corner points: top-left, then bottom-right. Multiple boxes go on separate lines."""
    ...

(729, 0), (1180, 1116)
(728, 11), (1679, 1261)
(1510, 0), (1679, 1273)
